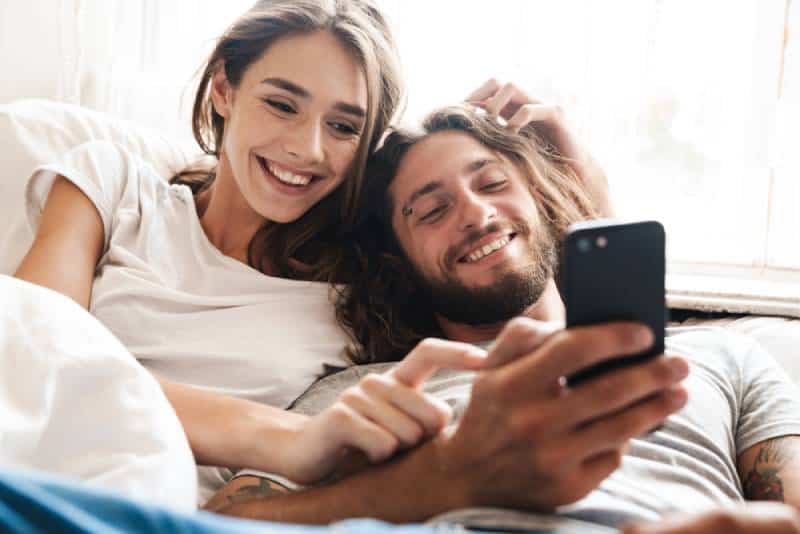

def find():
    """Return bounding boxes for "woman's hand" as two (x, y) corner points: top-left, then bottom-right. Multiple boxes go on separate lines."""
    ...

(465, 79), (613, 217)
(279, 338), (487, 484)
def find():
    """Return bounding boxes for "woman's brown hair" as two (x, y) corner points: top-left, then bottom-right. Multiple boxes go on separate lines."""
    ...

(172, 0), (403, 281)
(337, 105), (601, 364)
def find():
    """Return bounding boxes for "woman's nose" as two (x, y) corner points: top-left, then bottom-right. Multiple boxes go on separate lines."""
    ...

(282, 119), (324, 166)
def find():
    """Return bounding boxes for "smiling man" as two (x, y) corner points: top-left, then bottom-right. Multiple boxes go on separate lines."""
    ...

(208, 105), (800, 533)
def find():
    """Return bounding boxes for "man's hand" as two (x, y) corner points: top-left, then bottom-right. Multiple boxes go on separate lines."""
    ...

(436, 317), (689, 511)
(622, 503), (800, 534)
(465, 79), (613, 217)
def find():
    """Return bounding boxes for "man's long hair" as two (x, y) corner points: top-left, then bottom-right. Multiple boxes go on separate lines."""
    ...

(336, 105), (600, 364)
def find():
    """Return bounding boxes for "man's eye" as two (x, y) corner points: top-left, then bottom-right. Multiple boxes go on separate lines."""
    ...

(419, 205), (446, 223)
(266, 99), (296, 114)
(481, 180), (508, 191)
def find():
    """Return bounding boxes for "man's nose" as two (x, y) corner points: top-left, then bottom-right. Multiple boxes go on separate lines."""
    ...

(458, 192), (497, 232)
(282, 119), (325, 166)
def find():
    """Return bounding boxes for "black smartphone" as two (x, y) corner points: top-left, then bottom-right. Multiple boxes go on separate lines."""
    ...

(561, 220), (666, 386)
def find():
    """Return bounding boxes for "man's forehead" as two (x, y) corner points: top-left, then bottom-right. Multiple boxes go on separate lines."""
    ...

(390, 131), (494, 199)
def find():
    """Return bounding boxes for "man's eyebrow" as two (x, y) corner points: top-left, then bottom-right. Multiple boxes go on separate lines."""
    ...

(261, 77), (366, 119)
(468, 157), (498, 172)
(399, 157), (499, 217)
(401, 181), (443, 217)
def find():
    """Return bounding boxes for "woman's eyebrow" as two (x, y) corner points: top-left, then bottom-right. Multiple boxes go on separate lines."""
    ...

(261, 77), (365, 118)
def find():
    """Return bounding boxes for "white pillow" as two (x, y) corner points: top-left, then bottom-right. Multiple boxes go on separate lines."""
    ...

(0, 99), (198, 274)
(0, 274), (198, 510)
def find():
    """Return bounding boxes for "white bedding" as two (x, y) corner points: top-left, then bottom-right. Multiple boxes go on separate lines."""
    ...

(0, 275), (197, 510)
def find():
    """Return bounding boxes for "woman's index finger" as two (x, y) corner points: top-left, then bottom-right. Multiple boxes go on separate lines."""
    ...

(390, 338), (487, 387)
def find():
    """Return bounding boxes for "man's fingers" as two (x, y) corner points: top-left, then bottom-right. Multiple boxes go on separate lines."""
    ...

(506, 322), (655, 391)
(562, 356), (689, 424)
(391, 338), (487, 387)
(567, 385), (688, 457)
(484, 317), (562, 368)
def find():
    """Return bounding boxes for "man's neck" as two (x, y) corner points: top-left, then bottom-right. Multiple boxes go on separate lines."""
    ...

(437, 278), (565, 344)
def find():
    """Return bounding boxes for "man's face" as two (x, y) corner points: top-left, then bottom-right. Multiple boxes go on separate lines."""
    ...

(389, 130), (557, 325)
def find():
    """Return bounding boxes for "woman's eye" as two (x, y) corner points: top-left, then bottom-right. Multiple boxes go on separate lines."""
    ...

(266, 99), (296, 114)
(330, 121), (360, 136)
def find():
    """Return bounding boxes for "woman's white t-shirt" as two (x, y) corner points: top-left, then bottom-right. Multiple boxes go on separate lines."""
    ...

(25, 141), (352, 502)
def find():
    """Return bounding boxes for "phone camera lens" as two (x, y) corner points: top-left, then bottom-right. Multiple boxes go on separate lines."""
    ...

(577, 238), (591, 253)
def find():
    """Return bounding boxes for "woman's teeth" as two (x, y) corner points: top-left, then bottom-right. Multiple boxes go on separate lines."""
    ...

(265, 160), (312, 186)
(464, 235), (512, 263)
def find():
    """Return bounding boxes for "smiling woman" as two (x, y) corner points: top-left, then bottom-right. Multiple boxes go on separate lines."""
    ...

(190, 30), (368, 266)
(174, 3), (397, 277)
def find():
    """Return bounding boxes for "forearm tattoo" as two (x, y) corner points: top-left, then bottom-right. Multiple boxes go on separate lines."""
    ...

(743, 439), (791, 501)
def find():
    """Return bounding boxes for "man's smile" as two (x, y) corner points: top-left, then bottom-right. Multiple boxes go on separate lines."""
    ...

(458, 233), (517, 264)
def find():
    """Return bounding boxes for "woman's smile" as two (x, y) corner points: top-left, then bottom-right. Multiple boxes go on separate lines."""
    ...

(256, 155), (321, 196)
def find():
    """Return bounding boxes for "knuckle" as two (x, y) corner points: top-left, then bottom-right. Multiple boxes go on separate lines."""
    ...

(514, 409), (548, 436)
(327, 404), (354, 427)
(549, 329), (572, 350)
(403, 424), (424, 445)
(417, 337), (439, 353)
(360, 373), (389, 394)
(505, 317), (534, 338)
(380, 434), (399, 459)
(338, 387), (362, 406)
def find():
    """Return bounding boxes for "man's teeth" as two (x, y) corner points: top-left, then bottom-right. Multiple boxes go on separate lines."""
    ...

(266, 160), (312, 186)
(464, 236), (511, 263)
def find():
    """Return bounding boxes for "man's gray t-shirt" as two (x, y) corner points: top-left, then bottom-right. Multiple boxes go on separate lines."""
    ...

(560, 326), (800, 526)
(243, 326), (800, 529)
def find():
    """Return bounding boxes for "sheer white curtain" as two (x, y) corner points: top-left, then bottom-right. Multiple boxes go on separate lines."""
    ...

(0, 0), (254, 143)
(63, 0), (256, 142)
(378, 0), (799, 315)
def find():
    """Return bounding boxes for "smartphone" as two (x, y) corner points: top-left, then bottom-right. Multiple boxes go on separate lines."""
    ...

(561, 220), (666, 386)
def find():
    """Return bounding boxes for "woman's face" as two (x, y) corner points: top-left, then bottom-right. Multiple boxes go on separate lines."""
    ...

(212, 30), (368, 223)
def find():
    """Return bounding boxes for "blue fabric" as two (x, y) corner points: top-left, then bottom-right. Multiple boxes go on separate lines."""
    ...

(0, 467), (446, 534)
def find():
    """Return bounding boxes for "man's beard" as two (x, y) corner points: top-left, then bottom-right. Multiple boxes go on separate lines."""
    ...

(412, 221), (558, 326)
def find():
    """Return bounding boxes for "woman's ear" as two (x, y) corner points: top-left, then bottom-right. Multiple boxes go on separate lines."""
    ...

(210, 62), (233, 119)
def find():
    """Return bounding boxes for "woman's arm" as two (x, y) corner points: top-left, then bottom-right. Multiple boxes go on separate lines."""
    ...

(13, 177), (305, 473)
(14, 177), (104, 307)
